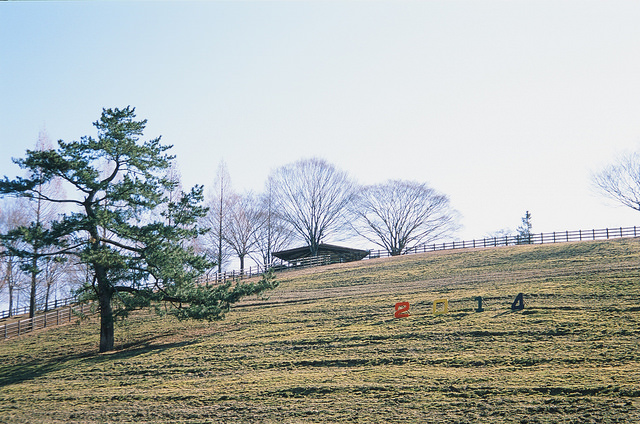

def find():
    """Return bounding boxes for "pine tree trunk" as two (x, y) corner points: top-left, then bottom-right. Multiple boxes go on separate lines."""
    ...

(8, 284), (13, 318)
(29, 273), (37, 318)
(96, 266), (114, 353)
(98, 289), (114, 353)
(6, 258), (14, 317)
(29, 257), (37, 318)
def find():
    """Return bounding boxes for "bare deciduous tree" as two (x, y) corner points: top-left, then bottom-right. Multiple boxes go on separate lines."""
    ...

(253, 177), (293, 267)
(23, 129), (66, 317)
(349, 180), (458, 256)
(593, 152), (640, 212)
(201, 161), (234, 274)
(40, 255), (67, 311)
(0, 198), (30, 316)
(0, 131), (66, 317)
(223, 193), (263, 274)
(269, 158), (356, 256)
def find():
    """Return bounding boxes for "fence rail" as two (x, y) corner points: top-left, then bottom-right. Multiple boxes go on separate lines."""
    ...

(366, 226), (640, 259)
(1, 303), (93, 340)
(206, 265), (272, 284)
(205, 255), (332, 283)
(0, 296), (78, 320)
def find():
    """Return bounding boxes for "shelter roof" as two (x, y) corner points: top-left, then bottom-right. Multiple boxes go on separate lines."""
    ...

(272, 244), (369, 263)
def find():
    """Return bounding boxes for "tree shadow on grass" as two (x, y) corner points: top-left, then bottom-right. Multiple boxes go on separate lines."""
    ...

(0, 337), (199, 388)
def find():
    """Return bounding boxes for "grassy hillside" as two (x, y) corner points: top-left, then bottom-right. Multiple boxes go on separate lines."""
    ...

(1, 239), (639, 423)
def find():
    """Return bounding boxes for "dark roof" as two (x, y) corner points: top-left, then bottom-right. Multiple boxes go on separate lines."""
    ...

(273, 244), (369, 263)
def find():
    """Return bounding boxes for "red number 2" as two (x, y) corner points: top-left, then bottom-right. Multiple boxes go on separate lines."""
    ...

(394, 302), (410, 318)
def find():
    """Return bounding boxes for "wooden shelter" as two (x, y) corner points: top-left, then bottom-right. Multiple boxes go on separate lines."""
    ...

(272, 244), (369, 266)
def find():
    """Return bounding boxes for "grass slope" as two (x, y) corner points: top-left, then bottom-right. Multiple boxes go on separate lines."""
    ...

(1, 239), (639, 423)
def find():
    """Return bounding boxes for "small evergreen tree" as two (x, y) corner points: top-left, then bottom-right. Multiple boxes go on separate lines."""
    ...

(516, 211), (533, 244)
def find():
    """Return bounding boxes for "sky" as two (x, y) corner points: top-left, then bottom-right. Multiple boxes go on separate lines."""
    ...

(2, 0), (640, 246)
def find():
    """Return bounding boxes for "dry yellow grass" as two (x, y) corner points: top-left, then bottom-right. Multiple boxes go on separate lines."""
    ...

(1, 238), (639, 423)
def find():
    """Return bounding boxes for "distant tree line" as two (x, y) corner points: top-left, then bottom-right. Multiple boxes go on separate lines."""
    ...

(199, 157), (460, 275)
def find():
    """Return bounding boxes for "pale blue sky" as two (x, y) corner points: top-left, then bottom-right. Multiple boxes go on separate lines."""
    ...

(2, 0), (640, 242)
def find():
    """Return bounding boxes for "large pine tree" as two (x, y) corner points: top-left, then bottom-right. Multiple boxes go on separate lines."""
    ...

(0, 107), (276, 352)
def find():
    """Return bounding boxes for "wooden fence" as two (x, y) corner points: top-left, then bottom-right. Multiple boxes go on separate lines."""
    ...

(1, 225), (638, 340)
(0, 296), (78, 320)
(366, 226), (640, 259)
(206, 255), (332, 283)
(206, 265), (271, 284)
(1, 302), (93, 340)
(214, 226), (640, 272)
